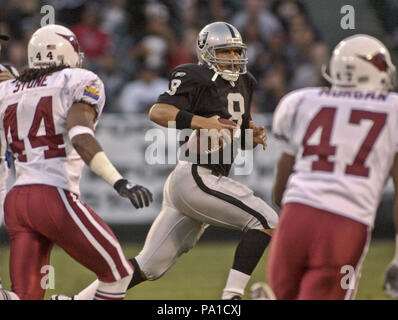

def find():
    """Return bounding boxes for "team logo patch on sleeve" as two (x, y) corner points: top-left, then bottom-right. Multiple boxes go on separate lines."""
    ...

(83, 86), (100, 100)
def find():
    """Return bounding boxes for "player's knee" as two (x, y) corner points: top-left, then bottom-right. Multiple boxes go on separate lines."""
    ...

(180, 224), (206, 253)
(246, 217), (277, 232)
(245, 200), (279, 231)
(136, 255), (170, 281)
(143, 265), (168, 281)
(260, 228), (274, 236)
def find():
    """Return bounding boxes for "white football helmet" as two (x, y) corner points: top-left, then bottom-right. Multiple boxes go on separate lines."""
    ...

(28, 24), (84, 69)
(324, 34), (396, 91)
(196, 22), (248, 82)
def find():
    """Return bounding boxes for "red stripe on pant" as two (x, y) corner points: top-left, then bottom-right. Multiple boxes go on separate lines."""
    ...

(267, 202), (369, 300)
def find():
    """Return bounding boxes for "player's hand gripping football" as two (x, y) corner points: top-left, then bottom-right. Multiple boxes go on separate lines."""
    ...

(383, 259), (398, 298)
(250, 121), (267, 150)
(196, 115), (237, 131)
(113, 179), (153, 209)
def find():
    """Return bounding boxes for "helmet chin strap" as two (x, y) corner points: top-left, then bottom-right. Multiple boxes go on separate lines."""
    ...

(220, 70), (239, 82)
(321, 64), (333, 84)
(209, 64), (239, 82)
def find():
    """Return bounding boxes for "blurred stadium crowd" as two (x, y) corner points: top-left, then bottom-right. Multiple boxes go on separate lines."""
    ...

(0, 0), (397, 114)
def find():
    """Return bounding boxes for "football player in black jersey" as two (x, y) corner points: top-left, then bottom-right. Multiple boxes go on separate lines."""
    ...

(52, 22), (279, 300)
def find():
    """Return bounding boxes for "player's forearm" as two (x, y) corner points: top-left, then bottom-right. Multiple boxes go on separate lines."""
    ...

(149, 103), (180, 128)
(190, 115), (216, 130)
(150, 103), (213, 130)
(71, 134), (103, 165)
(71, 134), (122, 187)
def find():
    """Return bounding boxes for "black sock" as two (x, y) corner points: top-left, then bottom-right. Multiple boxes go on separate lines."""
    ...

(127, 258), (145, 289)
(232, 229), (271, 275)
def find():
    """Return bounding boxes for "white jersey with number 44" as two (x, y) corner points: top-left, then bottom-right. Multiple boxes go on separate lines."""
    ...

(272, 87), (398, 228)
(0, 68), (105, 195)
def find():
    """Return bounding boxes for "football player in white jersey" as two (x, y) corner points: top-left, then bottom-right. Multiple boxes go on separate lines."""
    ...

(0, 24), (153, 300)
(268, 34), (398, 299)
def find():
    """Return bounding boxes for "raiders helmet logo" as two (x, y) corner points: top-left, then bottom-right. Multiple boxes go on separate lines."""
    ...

(197, 31), (209, 50)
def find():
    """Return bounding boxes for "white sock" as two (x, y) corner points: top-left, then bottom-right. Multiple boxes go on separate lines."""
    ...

(0, 289), (20, 300)
(74, 279), (100, 300)
(222, 269), (250, 299)
(94, 274), (132, 300)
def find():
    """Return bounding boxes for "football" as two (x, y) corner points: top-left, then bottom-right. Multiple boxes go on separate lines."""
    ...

(218, 118), (237, 126)
(187, 118), (238, 155)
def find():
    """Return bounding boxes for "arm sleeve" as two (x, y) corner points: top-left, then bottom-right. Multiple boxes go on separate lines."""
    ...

(272, 90), (305, 155)
(69, 70), (106, 125)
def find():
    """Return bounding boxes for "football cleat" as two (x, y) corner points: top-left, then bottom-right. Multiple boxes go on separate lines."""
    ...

(383, 262), (398, 298)
(249, 282), (276, 300)
(49, 294), (75, 300)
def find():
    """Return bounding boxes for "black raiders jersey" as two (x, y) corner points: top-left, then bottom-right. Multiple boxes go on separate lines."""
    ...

(157, 63), (256, 176)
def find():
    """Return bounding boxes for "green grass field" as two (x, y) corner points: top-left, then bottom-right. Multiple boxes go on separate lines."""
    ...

(0, 239), (396, 300)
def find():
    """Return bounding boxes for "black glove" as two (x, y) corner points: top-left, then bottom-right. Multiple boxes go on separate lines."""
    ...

(113, 179), (153, 209)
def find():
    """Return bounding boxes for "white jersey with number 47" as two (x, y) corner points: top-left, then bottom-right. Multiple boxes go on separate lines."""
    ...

(0, 68), (105, 195)
(272, 87), (398, 228)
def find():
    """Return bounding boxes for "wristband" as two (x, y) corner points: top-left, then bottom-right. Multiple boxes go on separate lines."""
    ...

(89, 151), (123, 186)
(175, 110), (194, 129)
(68, 125), (94, 141)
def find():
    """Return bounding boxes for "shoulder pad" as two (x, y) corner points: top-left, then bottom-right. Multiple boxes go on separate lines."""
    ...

(170, 63), (214, 85)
